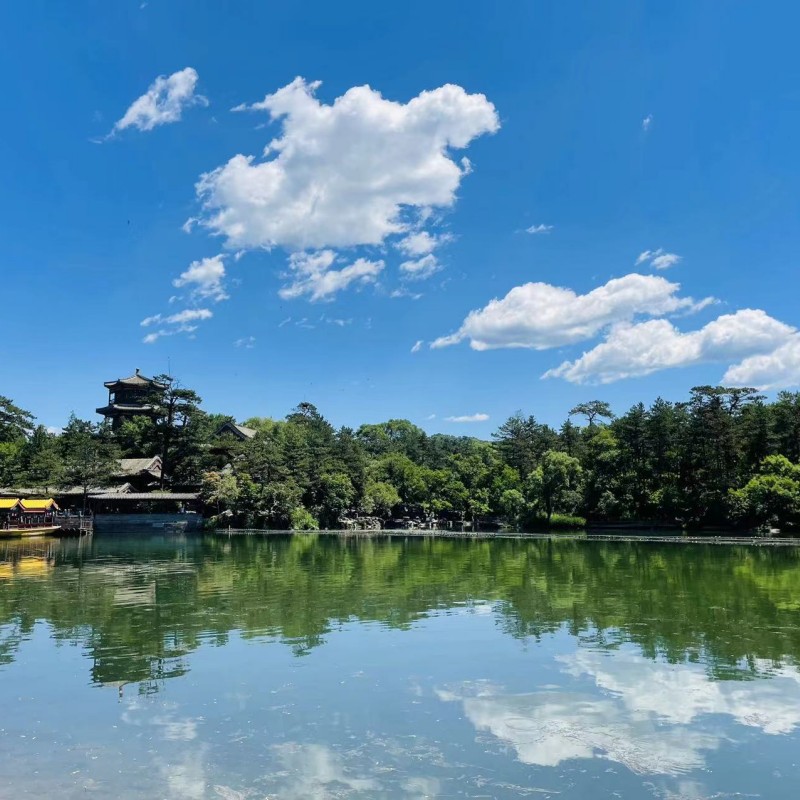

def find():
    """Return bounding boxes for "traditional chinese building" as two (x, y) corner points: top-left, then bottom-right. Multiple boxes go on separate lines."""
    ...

(96, 369), (167, 429)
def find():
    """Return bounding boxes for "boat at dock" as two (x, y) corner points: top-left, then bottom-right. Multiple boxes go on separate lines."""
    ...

(0, 498), (91, 538)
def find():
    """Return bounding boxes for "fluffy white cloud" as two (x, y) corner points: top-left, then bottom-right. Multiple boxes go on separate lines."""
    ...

(411, 340), (424, 353)
(278, 251), (384, 301)
(526, 223), (553, 234)
(545, 309), (796, 384)
(642, 114), (653, 132)
(723, 335), (800, 389)
(432, 273), (711, 351)
(196, 77), (499, 252)
(399, 254), (440, 279)
(636, 248), (681, 270)
(444, 413), (489, 422)
(397, 231), (451, 256)
(112, 67), (207, 135)
(234, 336), (256, 348)
(140, 308), (213, 344)
(172, 254), (228, 302)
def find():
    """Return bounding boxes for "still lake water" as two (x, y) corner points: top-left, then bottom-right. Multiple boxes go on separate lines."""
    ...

(2, 534), (800, 799)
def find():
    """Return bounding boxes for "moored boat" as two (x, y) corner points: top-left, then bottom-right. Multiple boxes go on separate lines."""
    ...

(0, 498), (62, 538)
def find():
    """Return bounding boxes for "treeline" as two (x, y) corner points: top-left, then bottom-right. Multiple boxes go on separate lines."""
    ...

(3, 383), (800, 530)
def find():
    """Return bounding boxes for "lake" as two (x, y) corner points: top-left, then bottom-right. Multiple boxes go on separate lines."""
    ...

(2, 533), (800, 799)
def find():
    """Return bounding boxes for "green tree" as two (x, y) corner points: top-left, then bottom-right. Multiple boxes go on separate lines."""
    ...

(492, 412), (557, 475)
(569, 400), (614, 427)
(317, 472), (355, 527)
(290, 506), (319, 530)
(60, 416), (118, 509)
(0, 396), (34, 443)
(18, 425), (63, 492)
(729, 455), (800, 530)
(201, 471), (241, 515)
(499, 488), (526, 526)
(526, 450), (582, 522)
(361, 481), (401, 518)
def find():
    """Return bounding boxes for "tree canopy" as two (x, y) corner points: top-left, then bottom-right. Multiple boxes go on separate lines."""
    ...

(7, 382), (800, 530)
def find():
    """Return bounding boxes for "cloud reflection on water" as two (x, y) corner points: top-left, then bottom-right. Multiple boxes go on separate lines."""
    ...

(437, 648), (800, 779)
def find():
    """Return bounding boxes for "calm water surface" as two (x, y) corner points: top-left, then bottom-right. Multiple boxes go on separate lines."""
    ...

(2, 533), (800, 799)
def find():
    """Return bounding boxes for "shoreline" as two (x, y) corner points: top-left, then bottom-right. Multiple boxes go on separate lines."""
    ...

(211, 528), (800, 547)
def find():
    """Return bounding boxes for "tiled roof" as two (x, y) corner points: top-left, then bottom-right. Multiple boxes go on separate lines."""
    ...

(104, 369), (168, 390)
(217, 422), (257, 440)
(116, 457), (162, 477)
(89, 492), (199, 501)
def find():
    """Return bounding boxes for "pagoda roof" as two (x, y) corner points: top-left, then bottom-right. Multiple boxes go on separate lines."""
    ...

(104, 369), (168, 390)
(96, 403), (159, 415)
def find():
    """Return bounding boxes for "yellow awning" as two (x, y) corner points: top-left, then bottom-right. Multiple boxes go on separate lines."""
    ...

(0, 498), (20, 510)
(19, 498), (58, 511)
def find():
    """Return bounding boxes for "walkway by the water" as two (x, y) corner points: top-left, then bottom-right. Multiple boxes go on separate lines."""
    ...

(217, 527), (800, 547)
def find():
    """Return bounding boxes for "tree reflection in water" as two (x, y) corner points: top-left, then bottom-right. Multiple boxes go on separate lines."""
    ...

(1, 534), (800, 688)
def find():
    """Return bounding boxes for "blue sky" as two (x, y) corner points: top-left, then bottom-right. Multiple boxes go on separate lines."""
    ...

(3, 1), (800, 434)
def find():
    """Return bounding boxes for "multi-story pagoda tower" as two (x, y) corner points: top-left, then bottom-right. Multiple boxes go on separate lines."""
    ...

(96, 369), (168, 430)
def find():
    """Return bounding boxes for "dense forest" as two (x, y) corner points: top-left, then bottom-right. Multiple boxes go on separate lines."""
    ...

(3, 381), (800, 530)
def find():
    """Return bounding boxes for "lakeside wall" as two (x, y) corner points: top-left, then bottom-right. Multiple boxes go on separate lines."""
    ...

(94, 513), (204, 534)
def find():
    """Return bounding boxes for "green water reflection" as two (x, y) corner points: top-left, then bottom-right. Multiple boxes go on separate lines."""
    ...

(1, 533), (800, 798)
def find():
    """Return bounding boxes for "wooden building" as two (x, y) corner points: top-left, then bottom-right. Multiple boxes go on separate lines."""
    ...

(215, 421), (257, 442)
(96, 369), (167, 429)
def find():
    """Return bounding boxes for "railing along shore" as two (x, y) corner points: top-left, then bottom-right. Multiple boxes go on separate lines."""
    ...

(213, 528), (800, 546)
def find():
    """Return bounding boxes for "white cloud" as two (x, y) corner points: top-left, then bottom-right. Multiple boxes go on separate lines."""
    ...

(279, 252), (384, 301)
(141, 308), (213, 327)
(723, 335), (800, 389)
(411, 340), (424, 353)
(397, 231), (451, 256)
(112, 67), (207, 135)
(399, 254), (440, 280)
(545, 309), (796, 384)
(321, 315), (352, 327)
(525, 224), (553, 234)
(642, 114), (653, 132)
(445, 413), (489, 422)
(390, 287), (423, 300)
(651, 253), (681, 270)
(172, 254), (228, 302)
(432, 273), (711, 351)
(234, 336), (256, 348)
(196, 77), (498, 252)
(140, 308), (213, 344)
(635, 248), (659, 265)
(636, 248), (681, 270)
